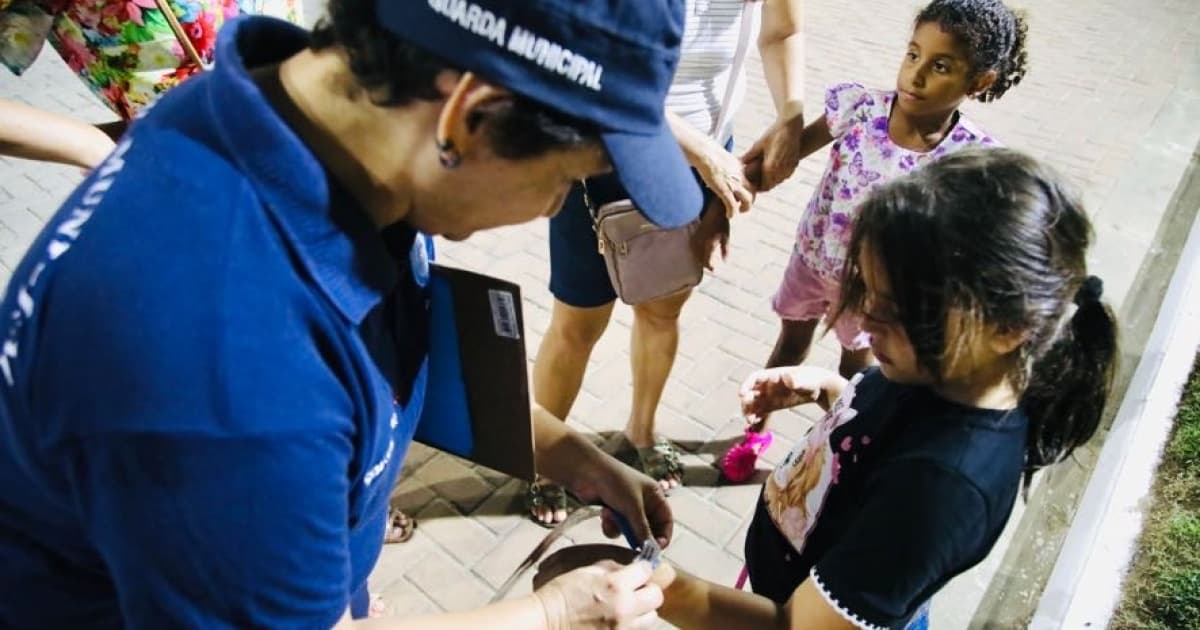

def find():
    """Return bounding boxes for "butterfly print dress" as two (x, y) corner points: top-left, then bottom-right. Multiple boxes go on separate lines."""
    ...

(793, 82), (996, 282)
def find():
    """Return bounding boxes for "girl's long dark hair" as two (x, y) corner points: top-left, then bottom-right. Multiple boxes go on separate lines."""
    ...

(834, 148), (1118, 486)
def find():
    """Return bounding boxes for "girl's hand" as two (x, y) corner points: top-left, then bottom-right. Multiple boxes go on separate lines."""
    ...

(739, 366), (836, 422)
(533, 557), (670, 629)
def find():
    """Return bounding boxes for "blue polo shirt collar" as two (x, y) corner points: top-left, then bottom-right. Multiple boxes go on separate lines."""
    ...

(202, 16), (397, 323)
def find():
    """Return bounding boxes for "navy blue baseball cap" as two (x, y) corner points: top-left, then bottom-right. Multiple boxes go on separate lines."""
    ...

(377, 0), (703, 228)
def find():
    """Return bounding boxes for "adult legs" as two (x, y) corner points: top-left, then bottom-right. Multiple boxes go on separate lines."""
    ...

(626, 289), (693, 490)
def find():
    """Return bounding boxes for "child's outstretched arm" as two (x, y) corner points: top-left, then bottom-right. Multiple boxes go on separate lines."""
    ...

(740, 366), (847, 422)
(741, 0), (805, 193)
(661, 569), (854, 630)
(794, 115), (834, 162)
(661, 569), (787, 629)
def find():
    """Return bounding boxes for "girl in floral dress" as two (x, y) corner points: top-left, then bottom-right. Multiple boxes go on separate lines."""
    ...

(0, 0), (300, 167)
(722, 0), (1029, 482)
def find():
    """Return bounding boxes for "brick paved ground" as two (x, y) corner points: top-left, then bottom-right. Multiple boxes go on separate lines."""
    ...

(1, 0), (1198, 626)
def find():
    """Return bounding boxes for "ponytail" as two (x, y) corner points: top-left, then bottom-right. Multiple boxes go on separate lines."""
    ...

(979, 9), (1027, 102)
(976, 9), (1028, 102)
(1020, 276), (1118, 488)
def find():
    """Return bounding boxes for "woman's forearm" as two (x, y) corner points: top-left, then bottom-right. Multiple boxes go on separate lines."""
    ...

(759, 0), (806, 120)
(0, 99), (114, 169)
(667, 110), (718, 168)
(531, 403), (604, 486)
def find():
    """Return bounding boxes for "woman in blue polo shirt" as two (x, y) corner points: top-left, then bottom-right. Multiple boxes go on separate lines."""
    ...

(0, 1), (695, 627)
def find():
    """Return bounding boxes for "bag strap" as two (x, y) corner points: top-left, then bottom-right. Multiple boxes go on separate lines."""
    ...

(710, 4), (756, 140)
(154, 0), (207, 72)
(581, 178), (598, 221)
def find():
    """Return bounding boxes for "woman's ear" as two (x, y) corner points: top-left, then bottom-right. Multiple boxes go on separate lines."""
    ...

(435, 72), (514, 162)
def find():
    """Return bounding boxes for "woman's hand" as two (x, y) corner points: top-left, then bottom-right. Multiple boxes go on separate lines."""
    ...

(531, 406), (673, 548)
(565, 453), (673, 549)
(740, 111), (805, 193)
(533, 556), (671, 629)
(693, 135), (756, 218)
(739, 366), (839, 422)
(668, 111), (755, 218)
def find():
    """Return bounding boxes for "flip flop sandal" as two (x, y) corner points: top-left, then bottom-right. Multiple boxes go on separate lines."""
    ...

(525, 480), (568, 529)
(634, 437), (684, 489)
(383, 505), (416, 544)
(720, 428), (774, 482)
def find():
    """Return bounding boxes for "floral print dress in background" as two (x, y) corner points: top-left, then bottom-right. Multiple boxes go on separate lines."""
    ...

(0, 0), (301, 118)
(794, 82), (997, 283)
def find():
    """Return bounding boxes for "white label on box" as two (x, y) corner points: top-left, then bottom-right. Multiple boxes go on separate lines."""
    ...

(488, 289), (520, 340)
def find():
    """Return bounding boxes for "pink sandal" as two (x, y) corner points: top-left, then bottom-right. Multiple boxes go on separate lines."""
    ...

(720, 428), (773, 482)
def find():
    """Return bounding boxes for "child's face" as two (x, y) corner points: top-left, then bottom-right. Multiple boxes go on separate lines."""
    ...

(858, 244), (1022, 391)
(894, 22), (977, 118)
(857, 245), (930, 386)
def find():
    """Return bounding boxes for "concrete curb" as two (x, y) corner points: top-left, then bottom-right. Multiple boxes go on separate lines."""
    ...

(1030, 159), (1200, 629)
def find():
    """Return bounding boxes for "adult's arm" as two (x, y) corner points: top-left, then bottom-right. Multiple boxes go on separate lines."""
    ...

(0, 98), (115, 169)
(742, 0), (807, 192)
(530, 403), (674, 547)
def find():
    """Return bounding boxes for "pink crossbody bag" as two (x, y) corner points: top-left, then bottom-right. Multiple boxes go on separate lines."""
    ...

(585, 6), (753, 305)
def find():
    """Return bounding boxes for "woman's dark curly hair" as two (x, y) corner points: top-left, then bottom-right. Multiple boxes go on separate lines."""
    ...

(309, 0), (595, 159)
(916, 0), (1029, 102)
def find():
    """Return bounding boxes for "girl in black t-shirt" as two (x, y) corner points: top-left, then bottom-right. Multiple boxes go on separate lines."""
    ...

(537, 147), (1118, 629)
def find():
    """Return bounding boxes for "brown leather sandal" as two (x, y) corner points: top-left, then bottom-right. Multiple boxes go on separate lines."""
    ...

(383, 505), (416, 544)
